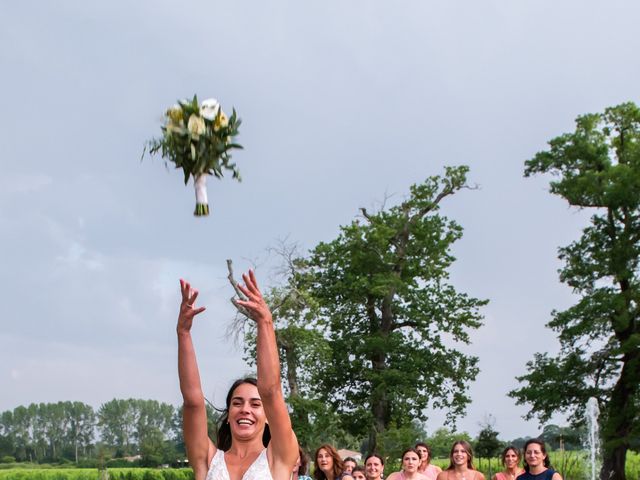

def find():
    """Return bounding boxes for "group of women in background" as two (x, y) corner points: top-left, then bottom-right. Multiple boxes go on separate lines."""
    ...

(301, 439), (562, 480)
(177, 272), (563, 480)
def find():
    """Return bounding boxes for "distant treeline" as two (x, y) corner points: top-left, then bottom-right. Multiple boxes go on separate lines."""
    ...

(1, 400), (594, 469)
(0, 400), (219, 466)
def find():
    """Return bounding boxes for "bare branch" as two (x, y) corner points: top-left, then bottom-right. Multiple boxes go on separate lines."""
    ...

(266, 236), (303, 280)
(360, 207), (373, 221)
(226, 258), (249, 317)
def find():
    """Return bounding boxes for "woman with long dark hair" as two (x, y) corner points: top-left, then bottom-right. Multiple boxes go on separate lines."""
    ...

(415, 442), (442, 480)
(491, 446), (524, 480)
(520, 439), (562, 480)
(177, 270), (298, 480)
(436, 440), (485, 480)
(313, 444), (353, 480)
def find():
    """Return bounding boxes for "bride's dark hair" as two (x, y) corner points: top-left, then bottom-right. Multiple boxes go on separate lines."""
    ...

(216, 377), (271, 451)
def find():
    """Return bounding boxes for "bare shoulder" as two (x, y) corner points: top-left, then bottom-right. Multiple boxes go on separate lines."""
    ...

(475, 472), (486, 480)
(386, 473), (400, 480)
(552, 473), (563, 480)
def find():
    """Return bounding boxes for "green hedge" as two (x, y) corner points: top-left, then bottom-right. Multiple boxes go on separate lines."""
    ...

(0, 469), (194, 480)
(0, 470), (99, 480)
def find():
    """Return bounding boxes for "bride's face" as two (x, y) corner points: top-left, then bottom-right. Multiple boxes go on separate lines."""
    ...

(228, 383), (266, 441)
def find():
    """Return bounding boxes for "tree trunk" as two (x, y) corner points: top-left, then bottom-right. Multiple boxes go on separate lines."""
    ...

(599, 270), (638, 480)
(281, 342), (310, 436)
(599, 354), (635, 480)
(369, 352), (387, 455)
(600, 443), (627, 480)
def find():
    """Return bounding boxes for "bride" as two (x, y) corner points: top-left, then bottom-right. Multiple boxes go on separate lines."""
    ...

(177, 270), (298, 480)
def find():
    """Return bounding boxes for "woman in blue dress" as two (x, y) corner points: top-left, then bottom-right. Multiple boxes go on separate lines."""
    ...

(517, 439), (562, 480)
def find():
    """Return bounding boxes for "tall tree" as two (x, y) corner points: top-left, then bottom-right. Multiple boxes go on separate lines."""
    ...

(510, 102), (640, 480)
(41, 402), (68, 459)
(134, 399), (175, 461)
(98, 399), (136, 455)
(475, 417), (503, 478)
(307, 166), (486, 453)
(66, 402), (96, 462)
(11, 406), (31, 461)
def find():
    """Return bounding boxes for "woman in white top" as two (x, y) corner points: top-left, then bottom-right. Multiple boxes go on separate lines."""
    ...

(177, 270), (298, 480)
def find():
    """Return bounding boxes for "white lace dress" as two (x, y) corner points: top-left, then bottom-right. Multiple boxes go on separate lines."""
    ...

(205, 449), (274, 480)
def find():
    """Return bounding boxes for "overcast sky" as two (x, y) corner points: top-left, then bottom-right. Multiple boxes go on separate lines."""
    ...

(1, 0), (639, 442)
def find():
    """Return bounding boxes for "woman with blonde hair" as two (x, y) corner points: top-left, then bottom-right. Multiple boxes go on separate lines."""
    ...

(436, 440), (484, 480)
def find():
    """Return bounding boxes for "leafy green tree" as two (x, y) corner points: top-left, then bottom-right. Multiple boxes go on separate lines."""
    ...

(510, 102), (640, 480)
(98, 399), (136, 455)
(376, 420), (427, 460)
(11, 406), (31, 461)
(135, 400), (175, 448)
(307, 166), (486, 452)
(42, 402), (68, 459)
(66, 401), (96, 462)
(474, 417), (503, 478)
(426, 427), (472, 459)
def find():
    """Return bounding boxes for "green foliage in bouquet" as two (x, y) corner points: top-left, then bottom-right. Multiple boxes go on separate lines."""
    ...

(145, 95), (243, 185)
(143, 95), (243, 216)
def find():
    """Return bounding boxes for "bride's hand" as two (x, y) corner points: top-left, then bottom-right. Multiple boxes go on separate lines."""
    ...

(235, 270), (272, 324)
(177, 279), (206, 334)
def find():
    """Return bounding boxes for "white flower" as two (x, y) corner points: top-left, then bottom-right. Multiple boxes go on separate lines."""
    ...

(187, 114), (206, 137)
(200, 98), (220, 121)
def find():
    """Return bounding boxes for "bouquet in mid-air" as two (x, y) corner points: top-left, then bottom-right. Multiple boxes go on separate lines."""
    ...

(144, 96), (242, 216)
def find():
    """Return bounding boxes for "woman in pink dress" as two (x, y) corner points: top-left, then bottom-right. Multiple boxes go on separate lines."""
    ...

(386, 448), (429, 480)
(492, 446), (524, 480)
(415, 443), (442, 480)
(436, 441), (485, 480)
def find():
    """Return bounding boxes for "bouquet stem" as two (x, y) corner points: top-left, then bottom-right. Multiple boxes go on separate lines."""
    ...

(194, 174), (209, 216)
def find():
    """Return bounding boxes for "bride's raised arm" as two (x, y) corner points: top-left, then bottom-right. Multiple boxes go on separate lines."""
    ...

(236, 270), (299, 479)
(177, 279), (214, 480)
